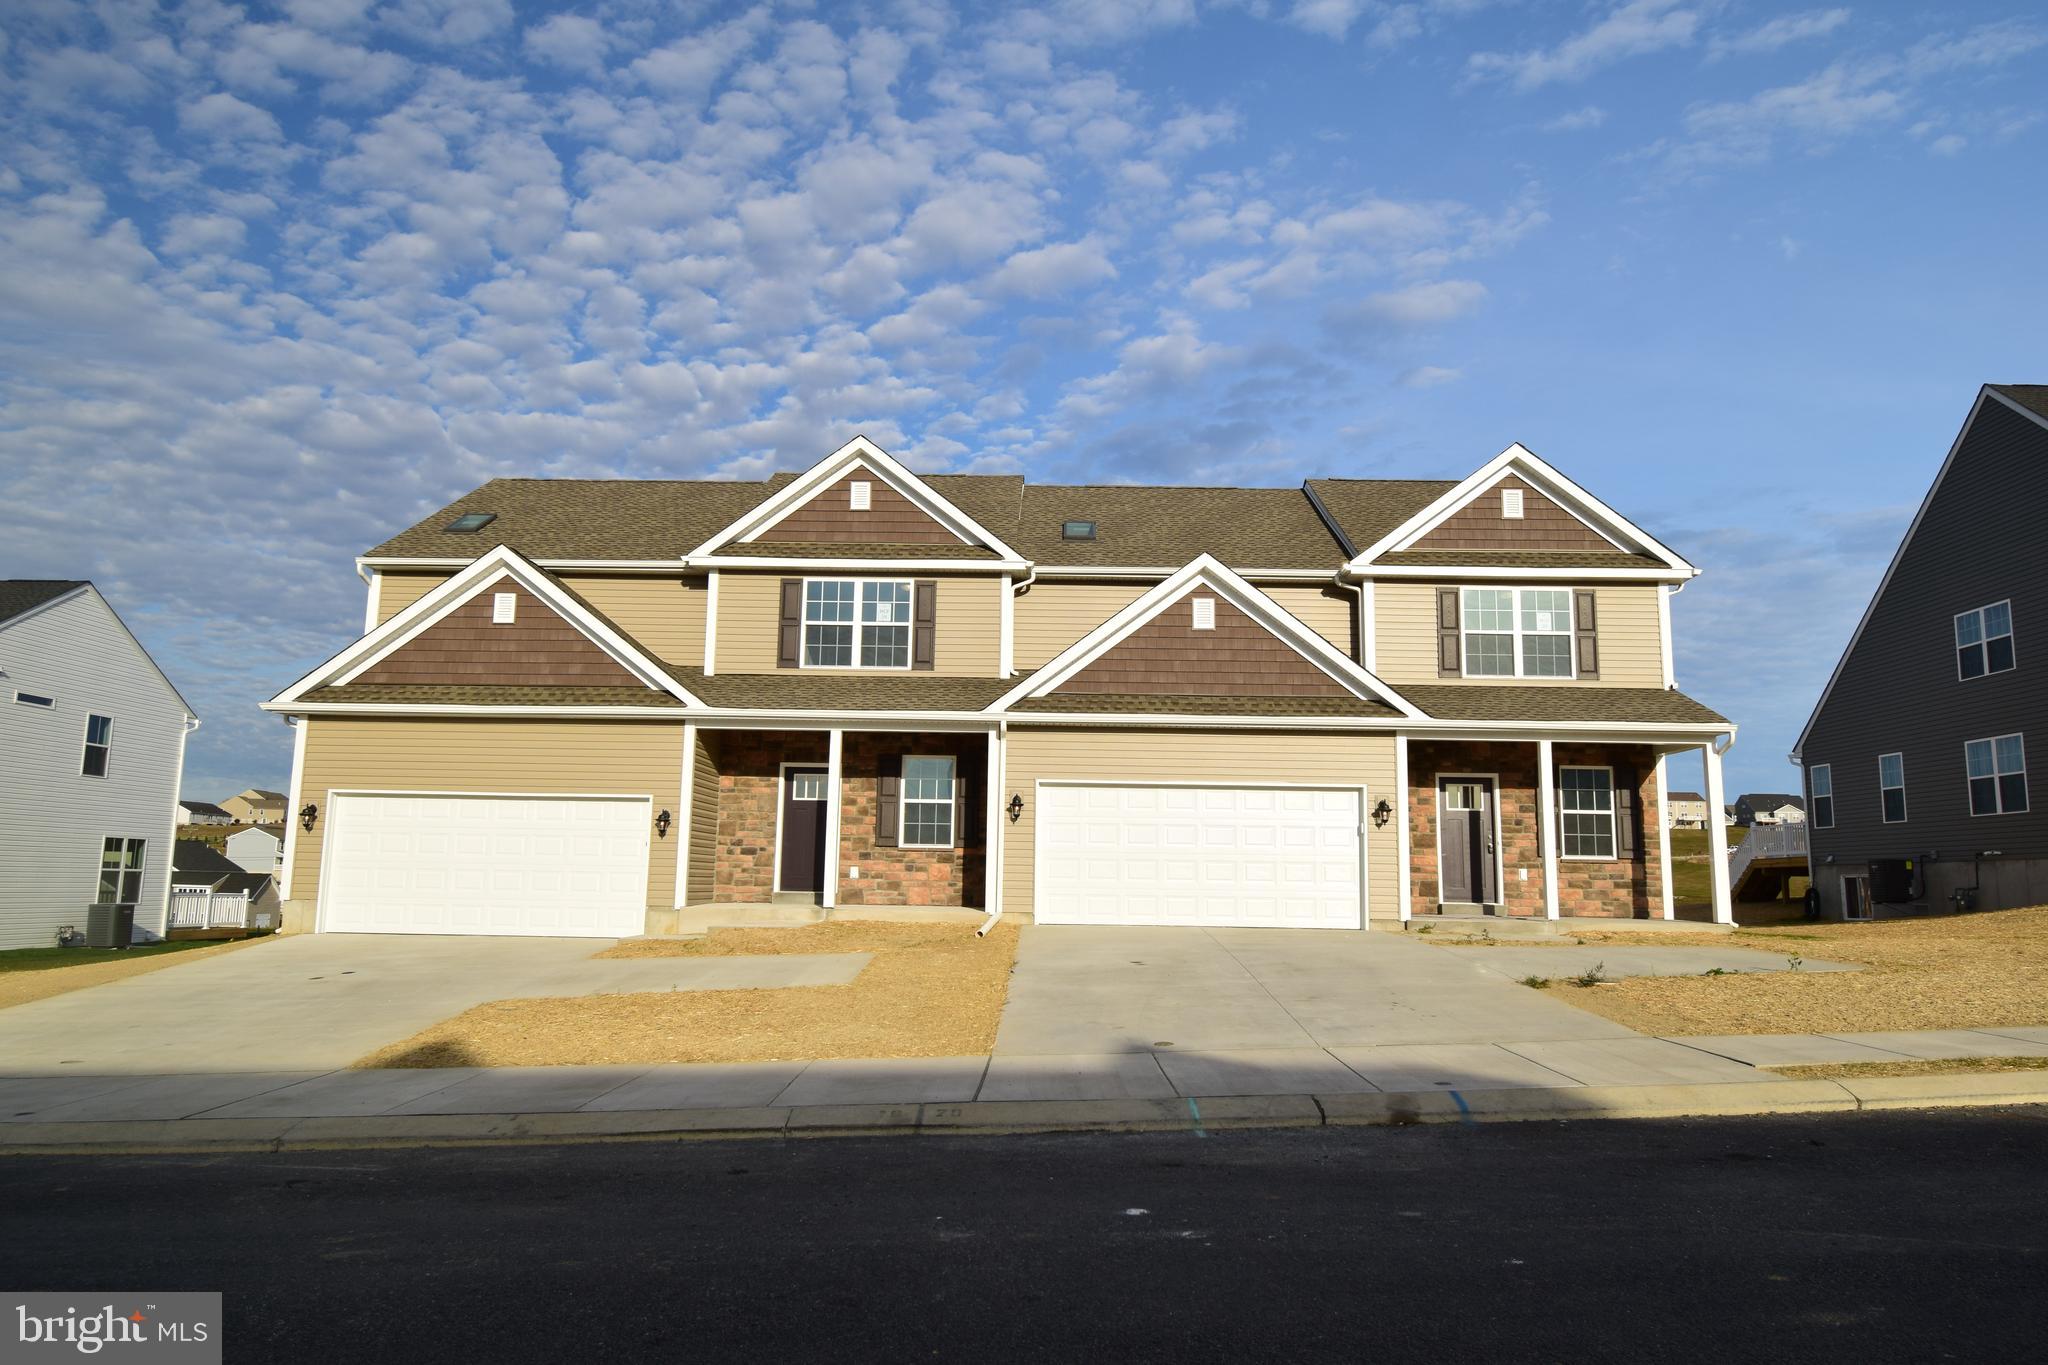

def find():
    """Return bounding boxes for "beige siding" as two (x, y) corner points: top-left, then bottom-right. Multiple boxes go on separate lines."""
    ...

(1374, 581), (1666, 687)
(1015, 580), (1356, 671)
(373, 572), (706, 668)
(1000, 728), (1400, 924)
(375, 572), (447, 623)
(686, 728), (719, 904)
(293, 717), (683, 917)
(1263, 584), (1356, 657)
(716, 571), (1002, 675)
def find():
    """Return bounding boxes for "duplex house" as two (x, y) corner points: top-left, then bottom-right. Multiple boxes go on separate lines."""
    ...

(1733, 793), (1805, 826)
(221, 788), (287, 824)
(1794, 385), (2047, 918)
(177, 800), (235, 826)
(263, 438), (1737, 938)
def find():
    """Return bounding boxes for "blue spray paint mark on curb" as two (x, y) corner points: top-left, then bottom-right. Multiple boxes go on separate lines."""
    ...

(1449, 1091), (1475, 1125)
(1186, 1098), (1207, 1137)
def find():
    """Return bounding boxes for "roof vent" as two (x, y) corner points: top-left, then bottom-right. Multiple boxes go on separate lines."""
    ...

(849, 480), (872, 511)
(1500, 488), (1524, 519)
(445, 512), (497, 533)
(1061, 520), (1096, 541)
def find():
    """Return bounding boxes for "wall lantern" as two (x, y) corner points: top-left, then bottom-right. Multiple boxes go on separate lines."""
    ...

(1371, 798), (1393, 829)
(1007, 793), (1024, 823)
(654, 809), (673, 839)
(299, 803), (318, 833)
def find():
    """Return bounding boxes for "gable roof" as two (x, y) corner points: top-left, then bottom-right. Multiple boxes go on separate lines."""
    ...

(178, 800), (232, 819)
(1737, 793), (1804, 810)
(1989, 384), (2048, 422)
(238, 789), (286, 802)
(172, 839), (241, 878)
(1668, 790), (1706, 802)
(0, 580), (88, 625)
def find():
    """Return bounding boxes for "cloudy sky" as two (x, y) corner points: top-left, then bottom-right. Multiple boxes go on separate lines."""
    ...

(2, 0), (2043, 802)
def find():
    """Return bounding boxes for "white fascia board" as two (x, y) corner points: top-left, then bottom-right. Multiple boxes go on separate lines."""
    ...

(359, 558), (696, 572)
(688, 436), (1026, 562)
(988, 553), (1426, 720)
(689, 555), (1030, 574)
(1347, 565), (1694, 582)
(1029, 565), (1337, 581)
(262, 702), (700, 718)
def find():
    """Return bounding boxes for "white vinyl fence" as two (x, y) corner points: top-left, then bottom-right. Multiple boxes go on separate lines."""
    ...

(168, 886), (248, 930)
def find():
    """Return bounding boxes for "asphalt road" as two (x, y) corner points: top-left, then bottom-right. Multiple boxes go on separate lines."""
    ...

(3, 1109), (2045, 1363)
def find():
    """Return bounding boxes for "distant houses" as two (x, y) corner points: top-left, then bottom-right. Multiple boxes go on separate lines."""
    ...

(1665, 790), (1709, 829)
(1733, 793), (1806, 827)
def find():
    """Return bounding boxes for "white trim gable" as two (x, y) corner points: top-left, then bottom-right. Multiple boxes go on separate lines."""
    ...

(989, 554), (1425, 719)
(688, 436), (1025, 561)
(264, 545), (702, 709)
(1350, 444), (1696, 573)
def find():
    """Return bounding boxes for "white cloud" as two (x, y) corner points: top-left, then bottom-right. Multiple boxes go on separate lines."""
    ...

(1397, 364), (1463, 387)
(1288, 0), (1373, 40)
(1927, 133), (1966, 156)
(1469, 0), (1700, 91)
(178, 91), (285, 142)
(985, 240), (1118, 297)
(523, 15), (612, 78)
(1707, 9), (1851, 62)
(1329, 279), (1488, 329)
(1542, 105), (1607, 132)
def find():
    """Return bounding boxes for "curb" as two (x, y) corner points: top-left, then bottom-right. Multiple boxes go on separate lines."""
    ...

(2, 1075), (2045, 1155)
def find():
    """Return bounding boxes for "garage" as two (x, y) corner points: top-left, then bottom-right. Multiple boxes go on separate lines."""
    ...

(319, 793), (652, 937)
(1034, 782), (1365, 928)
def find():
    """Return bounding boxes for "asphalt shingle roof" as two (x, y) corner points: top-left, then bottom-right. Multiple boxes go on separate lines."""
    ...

(1304, 479), (1458, 555)
(1373, 550), (1668, 569)
(1397, 685), (1728, 725)
(667, 669), (1023, 712)
(172, 840), (242, 878)
(1989, 384), (2048, 422)
(302, 685), (683, 707)
(1010, 693), (1400, 718)
(0, 580), (87, 625)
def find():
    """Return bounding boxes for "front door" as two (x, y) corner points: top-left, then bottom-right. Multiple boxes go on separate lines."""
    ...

(1438, 776), (1498, 907)
(778, 767), (829, 895)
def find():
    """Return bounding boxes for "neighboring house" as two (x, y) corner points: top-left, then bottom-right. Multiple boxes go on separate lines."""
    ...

(0, 581), (198, 949)
(1665, 791), (1708, 829)
(1723, 805), (1738, 826)
(263, 436), (1739, 939)
(225, 824), (285, 876)
(171, 840), (277, 930)
(177, 800), (235, 826)
(1734, 793), (1806, 826)
(172, 838), (242, 884)
(221, 788), (287, 824)
(1795, 385), (2048, 918)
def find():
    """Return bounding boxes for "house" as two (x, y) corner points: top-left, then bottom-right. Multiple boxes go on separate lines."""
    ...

(221, 788), (287, 824)
(1665, 790), (1708, 829)
(177, 799), (235, 826)
(171, 840), (279, 932)
(262, 436), (1739, 938)
(172, 838), (242, 883)
(225, 824), (284, 877)
(0, 581), (198, 949)
(1794, 385), (2047, 918)
(1734, 793), (1805, 826)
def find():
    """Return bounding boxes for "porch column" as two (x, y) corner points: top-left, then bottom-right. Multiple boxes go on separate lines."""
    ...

(984, 727), (1004, 917)
(1702, 741), (1734, 924)
(823, 728), (843, 909)
(1537, 738), (1560, 919)
(1393, 732), (1412, 923)
(1654, 752), (1675, 919)
(674, 721), (697, 909)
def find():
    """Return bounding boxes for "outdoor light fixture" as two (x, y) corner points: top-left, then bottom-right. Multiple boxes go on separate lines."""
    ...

(1371, 798), (1393, 829)
(655, 809), (673, 839)
(299, 803), (318, 832)
(1007, 793), (1024, 823)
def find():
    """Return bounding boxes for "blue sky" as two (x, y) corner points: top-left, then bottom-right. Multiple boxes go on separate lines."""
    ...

(2, 0), (2043, 803)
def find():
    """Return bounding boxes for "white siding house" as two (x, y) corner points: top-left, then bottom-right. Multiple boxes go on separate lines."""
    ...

(225, 825), (284, 877)
(0, 582), (197, 949)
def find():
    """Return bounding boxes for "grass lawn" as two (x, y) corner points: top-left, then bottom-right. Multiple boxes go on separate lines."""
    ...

(356, 921), (1021, 1068)
(1538, 905), (2048, 1036)
(0, 936), (272, 1011)
(1664, 825), (1810, 911)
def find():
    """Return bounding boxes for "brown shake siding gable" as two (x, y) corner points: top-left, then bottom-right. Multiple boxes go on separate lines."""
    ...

(1412, 476), (1614, 553)
(755, 467), (963, 545)
(1054, 593), (1348, 696)
(354, 583), (638, 687)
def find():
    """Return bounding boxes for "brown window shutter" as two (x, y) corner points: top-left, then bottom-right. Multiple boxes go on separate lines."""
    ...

(1574, 589), (1600, 679)
(1614, 762), (1640, 861)
(1436, 588), (1461, 676)
(952, 763), (969, 848)
(912, 580), (937, 671)
(777, 579), (802, 669)
(875, 755), (900, 847)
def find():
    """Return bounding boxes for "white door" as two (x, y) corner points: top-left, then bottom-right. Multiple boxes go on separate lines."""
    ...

(322, 794), (651, 937)
(1036, 783), (1364, 929)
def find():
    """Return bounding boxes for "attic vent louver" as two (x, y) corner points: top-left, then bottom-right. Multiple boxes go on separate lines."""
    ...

(445, 512), (497, 533)
(1500, 488), (1524, 519)
(849, 480), (872, 511)
(1061, 520), (1096, 541)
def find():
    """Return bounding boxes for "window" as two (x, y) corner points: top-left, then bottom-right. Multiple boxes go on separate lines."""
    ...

(1463, 587), (1574, 678)
(1558, 767), (1616, 859)
(790, 773), (826, 801)
(444, 512), (496, 533)
(1191, 597), (1216, 630)
(491, 592), (516, 624)
(849, 480), (872, 511)
(900, 756), (956, 848)
(1501, 487), (1524, 519)
(14, 691), (54, 708)
(1809, 764), (1834, 829)
(1879, 752), (1907, 824)
(802, 579), (913, 668)
(1966, 735), (2028, 816)
(1061, 520), (1097, 540)
(1955, 601), (2015, 679)
(82, 714), (112, 778)
(97, 836), (146, 904)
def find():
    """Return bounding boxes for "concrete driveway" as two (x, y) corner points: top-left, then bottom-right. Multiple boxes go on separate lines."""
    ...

(0, 935), (867, 1076)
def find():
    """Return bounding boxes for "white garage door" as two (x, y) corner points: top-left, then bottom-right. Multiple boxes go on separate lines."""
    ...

(1036, 783), (1364, 929)
(322, 793), (651, 938)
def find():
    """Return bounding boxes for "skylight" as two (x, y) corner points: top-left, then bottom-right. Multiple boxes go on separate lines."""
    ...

(444, 512), (497, 533)
(1061, 520), (1097, 541)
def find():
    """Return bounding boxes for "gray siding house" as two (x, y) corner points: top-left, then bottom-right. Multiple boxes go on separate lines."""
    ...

(1793, 385), (2048, 918)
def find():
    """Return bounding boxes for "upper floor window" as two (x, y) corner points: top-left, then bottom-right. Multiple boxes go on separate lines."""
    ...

(1955, 601), (2014, 680)
(1463, 587), (1574, 678)
(1878, 752), (1906, 824)
(1965, 734), (2028, 816)
(1808, 764), (1834, 828)
(804, 579), (910, 669)
(14, 691), (54, 708)
(82, 714), (113, 778)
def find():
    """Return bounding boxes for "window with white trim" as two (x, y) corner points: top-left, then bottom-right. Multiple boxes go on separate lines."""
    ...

(82, 714), (112, 778)
(1809, 764), (1834, 828)
(1966, 735), (2028, 816)
(96, 836), (146, 904)
(900, 756), (955, 848)
(1878, 752), (1906, 824)
(803, 579), (911, 668)
(1558, 766), (1616, 859)
(1463, 587), (1574, 678)
(1955, 601), (2015, 679)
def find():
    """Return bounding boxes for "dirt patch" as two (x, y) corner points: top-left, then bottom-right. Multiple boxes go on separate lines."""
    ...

(355, 921), (1020, 1068)
(0, 936), (274, 1012)
(1533, 906), (2048, 1036)
(1767, 1056), (2048, 1081)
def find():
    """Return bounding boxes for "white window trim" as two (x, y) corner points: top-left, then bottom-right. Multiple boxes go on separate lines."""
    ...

(899, 753), (957, 850)
(1557, 763), (1618, 861)
(81, 713), (113, 780)
(96, 835), (146, 905)
(1808, 763), (1835, 829)
(1461, 586), (1577, 680)
(1954, 599), (2016, 681)
(1878, 752), (1907, 824)
(1965, 733), (2028, 817)
(801, 576), (915, 671)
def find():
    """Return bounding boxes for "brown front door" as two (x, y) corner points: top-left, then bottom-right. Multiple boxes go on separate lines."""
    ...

(1438, 776), (1497, 906)
(778, 767), (829, 895)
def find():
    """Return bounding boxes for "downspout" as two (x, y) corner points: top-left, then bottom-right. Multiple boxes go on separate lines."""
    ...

(977, 718), (1009, 937)
(1333, 569), (1367, 670)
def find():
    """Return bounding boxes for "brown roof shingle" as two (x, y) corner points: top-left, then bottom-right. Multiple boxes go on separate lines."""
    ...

(667, 668), (1023, 712)
(1373, 550), (1670, 570)
(1304, 479), (1457, 555)
(302, 684), (683, 707)
(1011, 692), (1400, 718)
(1399, 684), (1728, 725)
(1990, 384), (2048, 423)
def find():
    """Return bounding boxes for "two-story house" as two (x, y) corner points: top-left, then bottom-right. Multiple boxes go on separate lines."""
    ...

(1795, 385), (2047, 918)
(1733, 793), (1805, 827)
(1665, 790), (1708, 829)
(263, 438), (1736, 938)
(221, 788), (287, 824)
